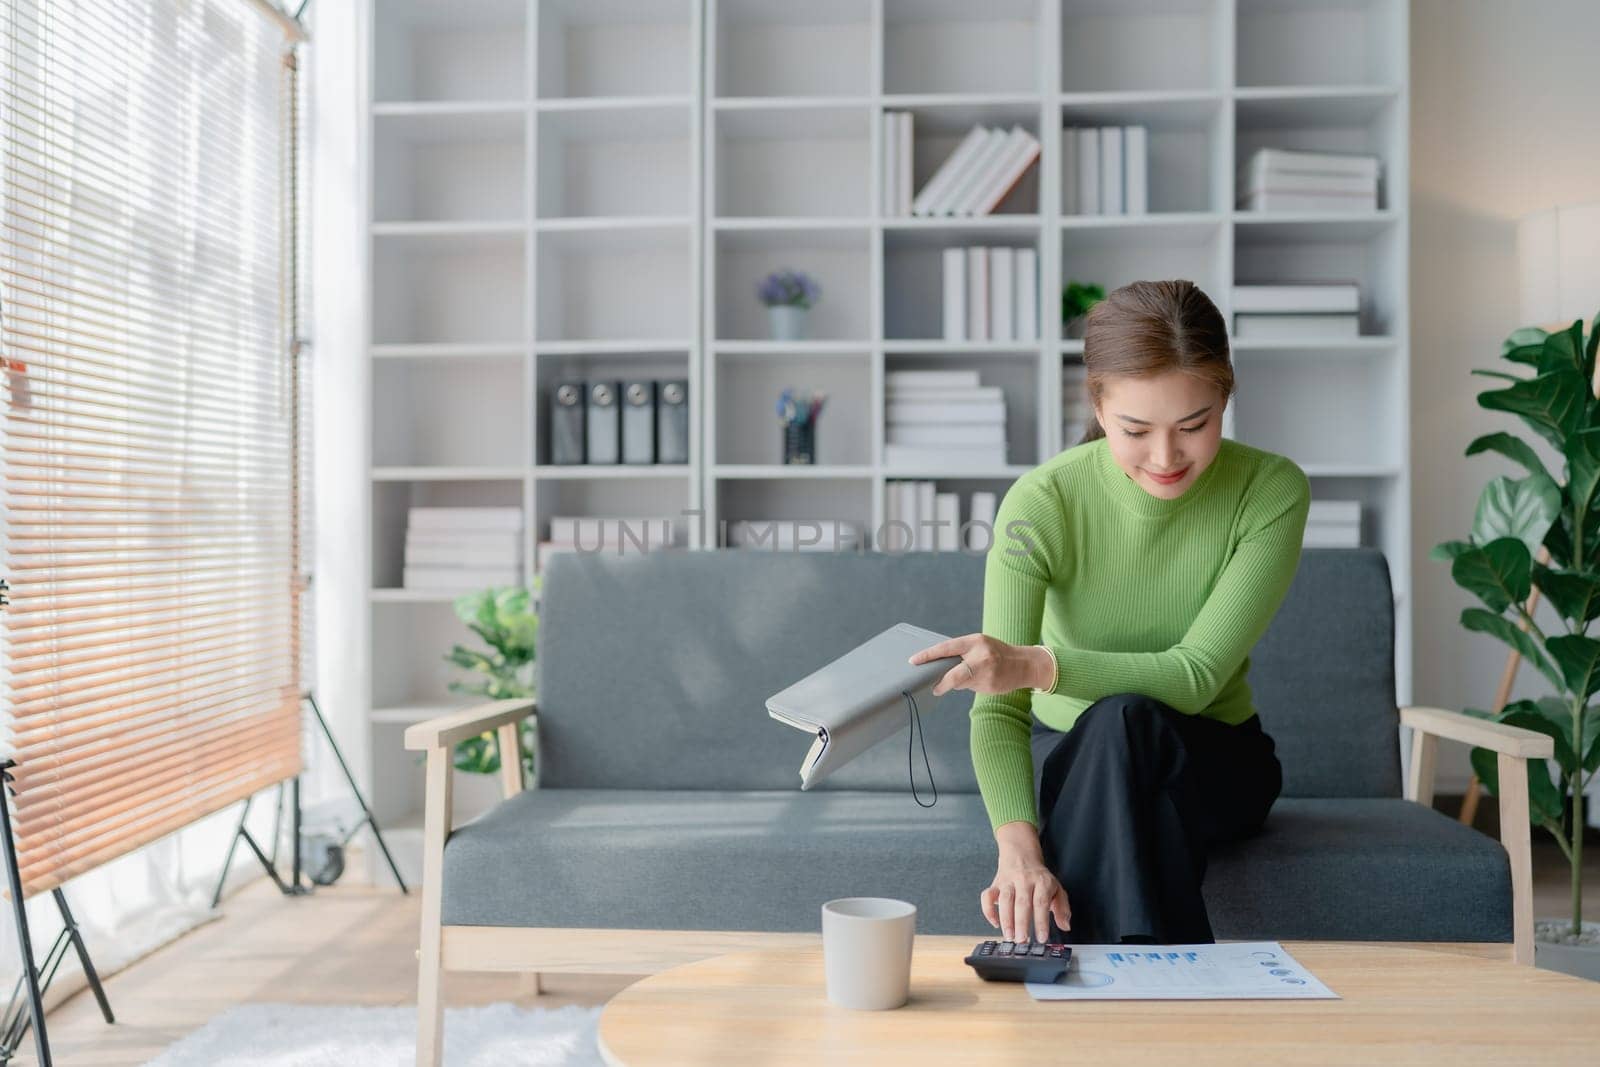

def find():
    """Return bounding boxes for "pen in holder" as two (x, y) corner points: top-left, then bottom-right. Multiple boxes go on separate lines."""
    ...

(778, 387), (827, 465)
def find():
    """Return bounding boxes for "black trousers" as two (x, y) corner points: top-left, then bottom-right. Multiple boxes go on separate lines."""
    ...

(1029, 692), (1282, 946)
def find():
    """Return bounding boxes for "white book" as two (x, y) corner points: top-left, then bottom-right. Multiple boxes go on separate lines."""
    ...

(989, 245), (1014, 341)
(972, 127), (1040, 216)
(934, 492), (961, 552)
(924, 126), (998, 216)
(886, 401), (1007, 423)
(405, 542), (523, 567)
(1308, 500), (1362, 522)
(917, 481), (936, 550)
(885, 479), (901, 548)
(1233, 313), (1360, 339)
(937, 128), (1008, 216)
(405, 529), (522, 550)
(1076, 128), (1100, 215)
(887, 385), (1005, 401)
(881, 112), (894, 215)
(1123, 125), (1147, 215)
(1231, 285), (1360, 314)
(884, 444), (1008, 468)
(1061, 128), (1078, 217)
(942, 247), (967, 340)
(1240, 171), (1377, 197)
(898, 111), (914, 216)
(887, 369), (981, 387)
(403, 565), (522, 590)
(913, 126), (989, 216)
(948, 128), (1020, 216)
(966, 247), (989, 342)
(547, 516), (676, 545)
(408, 506), (523, 532)
(888, 424), (1007, 445)
(967, 491), (997, 550)
(900, 481), (919, 550)
(1244, 148), (1380, 183)
(1013, 247), (1038, 341)
(1099, 126), (1123, 215)
(1240, 190), (1377, 213)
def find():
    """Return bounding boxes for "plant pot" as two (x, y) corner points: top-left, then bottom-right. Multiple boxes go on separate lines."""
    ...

(768, 304), (808, 341)
(452, 767), (507, 823)
(1535, 919), (1600, 982)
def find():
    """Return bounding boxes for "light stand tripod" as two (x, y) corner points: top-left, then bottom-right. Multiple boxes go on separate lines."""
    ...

(211, 692), (409, 906)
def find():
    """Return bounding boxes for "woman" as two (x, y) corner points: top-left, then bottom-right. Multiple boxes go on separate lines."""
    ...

(910, 279), (1310, 947)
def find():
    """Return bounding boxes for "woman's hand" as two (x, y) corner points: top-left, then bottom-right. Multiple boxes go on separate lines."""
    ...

(983, 855), (1072, 943)
(908, 634), (1051, 697)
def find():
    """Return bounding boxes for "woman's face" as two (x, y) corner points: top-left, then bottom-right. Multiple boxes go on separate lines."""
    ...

(1094, 371), (1226, 500)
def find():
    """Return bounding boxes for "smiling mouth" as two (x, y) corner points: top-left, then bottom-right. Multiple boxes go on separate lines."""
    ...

(1148, 467), (1190, 480)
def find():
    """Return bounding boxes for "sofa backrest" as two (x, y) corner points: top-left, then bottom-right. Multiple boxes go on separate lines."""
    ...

(535, 547), (1400, 798)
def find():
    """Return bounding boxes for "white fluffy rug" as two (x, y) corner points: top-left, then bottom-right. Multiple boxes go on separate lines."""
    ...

(143, 1001), (606, 1066)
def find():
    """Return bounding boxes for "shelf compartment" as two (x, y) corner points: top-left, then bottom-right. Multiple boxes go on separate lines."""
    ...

(714, 477), (873, 548)
(884, 231), (1040, 341)
(880, 474), (1029, 552)
(1236, 0), (1405, 90)
(892, 101), (1042, 219)
(1233, 222), (1402, 335)
(536, 0), (696, 100)
(373, 0), (526, 104)
(712, 0), (872, 99)
(884, 351), (1040, 468)
(534, 350), (691, 467)
(532, 477), (694, 567)
(1059, 222), (1226, 337)
(713, 226), (871, 342)
(373, 110), (524, 224)
(1059, 0), (1224, 93)
(373, 355), (525, 468)
(371, 230), (525, 346)
(1234, 89), (1403, 212)
(370, 478), (525, 590)
(535, 224), (692, 342)
(714, 105), (871, 218)
(1230, 348), (1401, 471)
(536, 104), (693, 218)
(713, 350), (871, 466)
(1059, 95), (1227, 215)
(883, 0), (1041, 97)
(370, 604), (494, 729)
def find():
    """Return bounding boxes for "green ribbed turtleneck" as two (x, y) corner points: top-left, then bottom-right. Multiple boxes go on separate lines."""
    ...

(968, 436), (1311, 833)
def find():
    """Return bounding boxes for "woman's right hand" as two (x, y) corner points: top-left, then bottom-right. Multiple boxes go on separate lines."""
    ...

(982, 854), (1071, 943)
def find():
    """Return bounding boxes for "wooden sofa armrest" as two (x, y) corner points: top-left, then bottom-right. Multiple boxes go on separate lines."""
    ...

(1399, 705), (1555, 966)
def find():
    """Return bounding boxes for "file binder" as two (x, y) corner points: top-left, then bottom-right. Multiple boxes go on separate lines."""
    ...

(766, 623), (961, 789)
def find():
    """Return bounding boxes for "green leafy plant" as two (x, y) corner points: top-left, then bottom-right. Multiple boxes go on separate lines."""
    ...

(1431, 314), (1600, 940)
(437, 580), (540, 781)
(1061, 280), (1106, 324)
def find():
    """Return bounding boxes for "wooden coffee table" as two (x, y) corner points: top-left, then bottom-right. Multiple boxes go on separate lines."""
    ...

(597, 935), (1600, 1065)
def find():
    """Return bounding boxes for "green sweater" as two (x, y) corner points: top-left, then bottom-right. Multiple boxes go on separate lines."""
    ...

(969, 436), (1311, 832)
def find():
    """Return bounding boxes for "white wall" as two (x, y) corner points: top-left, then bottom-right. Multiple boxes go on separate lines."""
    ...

(1410, 0), (1600, 790)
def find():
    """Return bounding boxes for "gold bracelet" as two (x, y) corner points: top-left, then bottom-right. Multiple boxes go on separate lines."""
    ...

(1030, 644), (1057, 694)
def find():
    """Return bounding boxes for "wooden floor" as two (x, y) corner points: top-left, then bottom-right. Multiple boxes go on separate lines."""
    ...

(20, 818), (1600, 1066)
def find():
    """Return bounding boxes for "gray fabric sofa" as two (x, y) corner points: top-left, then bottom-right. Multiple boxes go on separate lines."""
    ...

(404, 546), (1551, 1059)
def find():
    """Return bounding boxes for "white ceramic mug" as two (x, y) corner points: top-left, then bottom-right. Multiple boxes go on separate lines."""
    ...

(821, 897), (917, 1010)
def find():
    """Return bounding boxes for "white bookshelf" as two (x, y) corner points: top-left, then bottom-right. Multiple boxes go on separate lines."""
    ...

(360, 0), (1411, 881)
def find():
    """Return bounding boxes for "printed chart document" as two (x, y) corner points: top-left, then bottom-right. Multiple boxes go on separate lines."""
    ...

(1027, 941), (1338, 1001)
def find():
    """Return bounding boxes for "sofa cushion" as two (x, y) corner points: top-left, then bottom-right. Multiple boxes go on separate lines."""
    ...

(441, 789), (1511, 943)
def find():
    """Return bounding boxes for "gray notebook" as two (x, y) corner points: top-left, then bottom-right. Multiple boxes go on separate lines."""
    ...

(766, 623), (961, 789)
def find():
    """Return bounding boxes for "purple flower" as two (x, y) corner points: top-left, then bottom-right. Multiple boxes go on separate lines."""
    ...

(757, 268), (821, 309)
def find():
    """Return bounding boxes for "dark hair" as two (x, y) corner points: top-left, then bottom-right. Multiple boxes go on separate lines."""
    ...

(1075, 280), (1234, 445)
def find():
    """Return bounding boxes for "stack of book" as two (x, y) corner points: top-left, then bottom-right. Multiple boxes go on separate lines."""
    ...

(1062, 362), (1092, 445)
(1232, 284), (1360, 340)
(941, 246), (1038, 342)
(403, 506), (523, 592)
(884, 369), (1007, 470)
(1237, 148), (1379, 214)
(728, 519), (863, 553)
(904, 122), (1041, 217)
(1062, 126), (1148, 216)
(536, 516), (679, 575)
(885, 484), (997, 552)
(1303, 500), (1362, 548)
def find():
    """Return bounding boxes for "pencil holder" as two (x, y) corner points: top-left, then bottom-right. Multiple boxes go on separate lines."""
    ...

(783, 421), (815, 464)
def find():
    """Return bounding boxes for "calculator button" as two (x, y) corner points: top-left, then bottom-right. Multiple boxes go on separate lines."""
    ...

(997, 943), (1014, 956)
(1049, 947), (1065, 957)
(1030, 943), (1047, 956)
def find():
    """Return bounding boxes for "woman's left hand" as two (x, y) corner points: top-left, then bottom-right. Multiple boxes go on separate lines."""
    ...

(909, 635), (1049, 696)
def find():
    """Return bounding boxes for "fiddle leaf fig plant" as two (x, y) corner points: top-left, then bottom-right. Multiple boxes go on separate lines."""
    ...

(1431, 313), (1600, 941)
(438, 580), (540, 782)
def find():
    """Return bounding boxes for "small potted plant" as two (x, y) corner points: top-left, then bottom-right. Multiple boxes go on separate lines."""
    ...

(758, 267), (821, 341)
(431, 580), (540, 816)
(1432, 315), (1600, 979)
(1061, 280), (1105, 339)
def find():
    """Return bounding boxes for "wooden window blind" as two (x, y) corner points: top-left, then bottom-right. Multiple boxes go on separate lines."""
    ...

(0, 0), (305, 898)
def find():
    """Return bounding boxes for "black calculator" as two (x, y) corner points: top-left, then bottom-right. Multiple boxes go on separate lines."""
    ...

(964, 939), (1073, 983)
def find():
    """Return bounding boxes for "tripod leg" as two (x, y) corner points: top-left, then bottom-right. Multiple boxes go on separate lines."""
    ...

(210, 797), (253, 909)
(52, 890), (112, 1024)
(0, 763), (52, 1066)
(305, 693), (409, 892)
